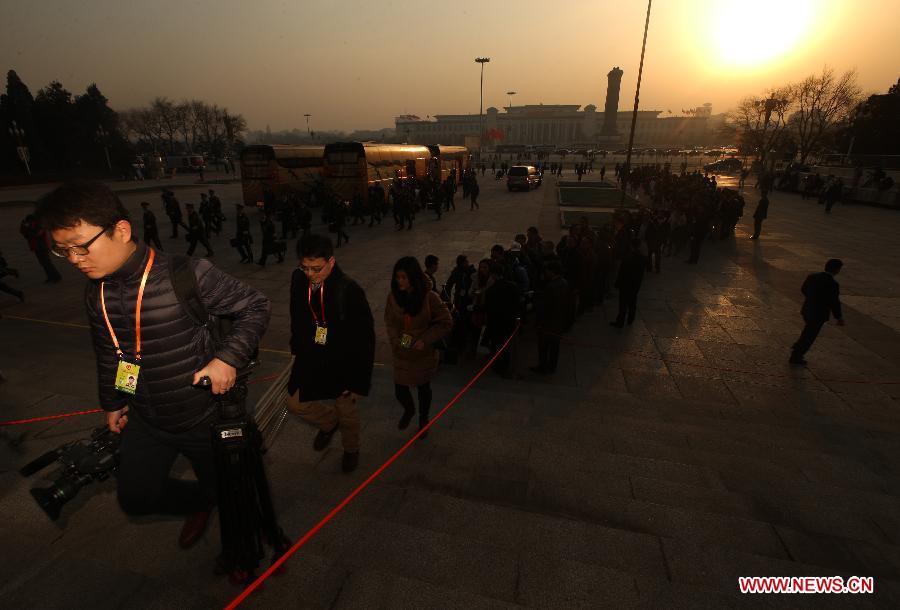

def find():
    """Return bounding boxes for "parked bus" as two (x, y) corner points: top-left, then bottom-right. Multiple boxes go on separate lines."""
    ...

(239, 144), (325, 207)
(426, 145), (471, 185)
(323, 142), (431, 203)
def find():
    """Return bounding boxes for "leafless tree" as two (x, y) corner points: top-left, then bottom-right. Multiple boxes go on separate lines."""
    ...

(788, 66), (862, 164)
(725, 85), (795, 167)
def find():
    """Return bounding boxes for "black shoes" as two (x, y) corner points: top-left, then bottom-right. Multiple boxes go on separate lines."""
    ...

(342, 451), (359, 473)
(609, 321), (624, 329)
(789, 356), (808, 366)
(313, 424), (339, 451)
(417, 421), (429, 441)
(529, 366), (550, 375)
(397, 408), (414, 430)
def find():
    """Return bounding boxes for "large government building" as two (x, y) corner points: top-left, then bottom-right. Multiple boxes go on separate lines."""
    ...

(395, 67), (721, 149)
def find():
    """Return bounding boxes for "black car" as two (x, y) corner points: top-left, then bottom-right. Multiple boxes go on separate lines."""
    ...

(703, 158), (743, 173)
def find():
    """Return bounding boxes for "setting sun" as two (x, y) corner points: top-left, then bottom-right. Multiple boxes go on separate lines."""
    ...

(711, 0), (816, 68)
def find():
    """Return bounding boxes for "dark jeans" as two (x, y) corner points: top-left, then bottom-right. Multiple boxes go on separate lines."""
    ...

(186, 234), (213, 256)
(538, 333), (561, 372)
(647, 245), (661, 272)
(615, 290), (638, 325)
(792, 318), (825, 359)
(235, 238), (253, 262)
(395, 382), (432, 424)
(752, 218), (763, 238)
(117, 410), (216, 516)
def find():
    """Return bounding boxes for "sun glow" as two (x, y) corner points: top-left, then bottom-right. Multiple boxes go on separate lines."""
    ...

(711, 0), (816, 69)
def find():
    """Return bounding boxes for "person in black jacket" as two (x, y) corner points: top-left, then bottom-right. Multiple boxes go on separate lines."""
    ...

(484, 262), (520, 377)
(37, 180), (270, 551)
(286, 234), (375, 473)
(610, 239), (646, 328)
(185, 203), (213, 257)
(140, 201), (163, 250)
(531, 260), (570, 374)
(233, 204), (253, 263)
(790, 259), (845, 365)
(750, 193), (769, 240)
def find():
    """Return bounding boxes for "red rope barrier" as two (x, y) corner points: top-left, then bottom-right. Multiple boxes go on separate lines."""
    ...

(224, 321), (523, 609)
(0, 409), (104, 427)
(0, 373), (283, 428)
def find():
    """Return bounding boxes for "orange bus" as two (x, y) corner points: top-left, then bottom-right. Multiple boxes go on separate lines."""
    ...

(239, 144), (324, 207)
(427, 145), (471, 184)
(323, 142), (431, 203)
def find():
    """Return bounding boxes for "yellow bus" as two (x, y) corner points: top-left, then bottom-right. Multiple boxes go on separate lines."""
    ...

(323, 142), (431, 203)
(239, 144), (325, 207)
(427, 145), (471, 184)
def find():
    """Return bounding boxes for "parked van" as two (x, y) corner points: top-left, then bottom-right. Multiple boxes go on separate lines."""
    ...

(507, 165), (542, 191)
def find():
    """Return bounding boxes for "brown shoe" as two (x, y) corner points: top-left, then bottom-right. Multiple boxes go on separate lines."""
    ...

(179, 509), (212, 549)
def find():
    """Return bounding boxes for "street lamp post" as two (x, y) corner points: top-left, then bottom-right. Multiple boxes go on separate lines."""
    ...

(8, 120), (31, 176)
(304, 114), (312, 139)
(622, 0), (652, 204)
(475, 57), (490, 160)
(96, 125), (112, 171)
(506, 91), (516, 110)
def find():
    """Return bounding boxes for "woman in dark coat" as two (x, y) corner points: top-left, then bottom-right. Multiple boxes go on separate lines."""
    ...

(384, 257), (452, 438)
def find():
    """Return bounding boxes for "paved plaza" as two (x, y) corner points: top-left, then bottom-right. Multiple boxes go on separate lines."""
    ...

(1, 172), (900, 608)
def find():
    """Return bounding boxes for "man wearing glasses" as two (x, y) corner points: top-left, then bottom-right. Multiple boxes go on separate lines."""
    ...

(36, 181), (270, 552)
(287, 234), (375, 473)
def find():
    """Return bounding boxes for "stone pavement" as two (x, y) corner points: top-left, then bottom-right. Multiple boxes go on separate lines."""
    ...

(1, 173), (900, 608)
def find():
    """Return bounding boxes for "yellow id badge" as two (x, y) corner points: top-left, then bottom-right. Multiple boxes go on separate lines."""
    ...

(114, 360), (140, 395)
(400, 333), (413, 349)
(315, 325), (328, 346)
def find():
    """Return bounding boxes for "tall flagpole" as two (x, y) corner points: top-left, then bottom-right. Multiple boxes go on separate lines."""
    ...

(622, 0), (652, 203)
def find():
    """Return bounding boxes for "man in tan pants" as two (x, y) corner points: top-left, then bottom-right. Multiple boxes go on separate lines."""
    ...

(286, 392), (360, 455)
(287, 234), (375, 473)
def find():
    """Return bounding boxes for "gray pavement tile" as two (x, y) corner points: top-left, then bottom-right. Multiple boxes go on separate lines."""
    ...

(529, 480), (787, 559)
(1, 551), (147, 609)
(333, 568), (521, 610)
(517, 553), (639, 608)
(775, 526), (900, 578)
(345, 519), (519, 603)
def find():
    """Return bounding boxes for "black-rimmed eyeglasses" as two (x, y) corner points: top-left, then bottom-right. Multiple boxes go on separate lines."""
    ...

(50, 225), (111, 258)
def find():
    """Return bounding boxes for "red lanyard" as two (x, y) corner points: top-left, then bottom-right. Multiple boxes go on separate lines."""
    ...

(100, 248), (155, 361)
(308, 283), (326, 326)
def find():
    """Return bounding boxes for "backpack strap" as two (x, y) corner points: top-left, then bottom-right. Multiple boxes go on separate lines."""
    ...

(168, 254), (209, 328)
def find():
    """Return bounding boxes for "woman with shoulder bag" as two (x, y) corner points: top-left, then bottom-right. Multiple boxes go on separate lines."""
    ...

(385, 257), (453, 439)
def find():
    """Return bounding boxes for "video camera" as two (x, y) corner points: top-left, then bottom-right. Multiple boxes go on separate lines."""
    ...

(19, 427), (121, 521)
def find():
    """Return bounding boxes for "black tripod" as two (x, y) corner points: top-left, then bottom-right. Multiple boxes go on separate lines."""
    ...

(200, 367), (290, 583)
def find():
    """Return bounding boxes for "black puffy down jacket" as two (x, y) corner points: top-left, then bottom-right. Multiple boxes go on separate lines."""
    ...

(86, 243), (270, 432)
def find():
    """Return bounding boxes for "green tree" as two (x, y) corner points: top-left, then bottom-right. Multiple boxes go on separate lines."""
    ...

(34, 80), (76, 170)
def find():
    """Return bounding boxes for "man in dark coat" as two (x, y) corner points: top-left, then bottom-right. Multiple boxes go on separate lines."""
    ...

(162, 190), (188, 238)
(37, 180), (270, 552)
(287, 234), (375, 473)
(484, 262), (521, 377)
(610, 239), (646, 328)
(185, 204), (213, 257)
(531, 260), (570, 374)
(232, 204), (253, 263)
(750, 192), (769, 240)
(790, 259), (845, 365)
(141, 201), (163, 250)
(20, 213), (62, 283)
(256, 212), (283, 266)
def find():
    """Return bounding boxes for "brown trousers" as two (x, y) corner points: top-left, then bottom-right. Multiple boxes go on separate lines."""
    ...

(286, 391), (360, 452)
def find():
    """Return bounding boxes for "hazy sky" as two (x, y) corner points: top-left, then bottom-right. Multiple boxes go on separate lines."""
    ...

(4, 0), (899, 132)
